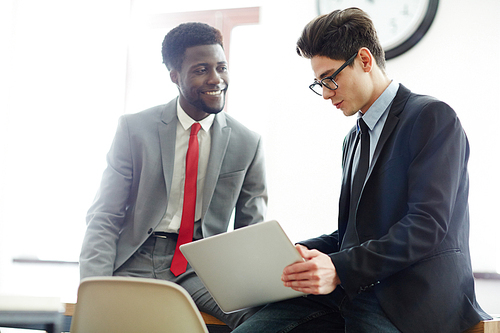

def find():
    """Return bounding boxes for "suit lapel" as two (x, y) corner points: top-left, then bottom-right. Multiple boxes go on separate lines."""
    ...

(366, 84), (410, 182)
(158, 99), (179, 201)
(339, 129), (358, 240)
(201, 112), (230, 218)
(339, 84), (411, 239)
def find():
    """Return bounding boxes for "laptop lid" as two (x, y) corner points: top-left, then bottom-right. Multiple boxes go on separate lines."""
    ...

(180, 220), (307, 313)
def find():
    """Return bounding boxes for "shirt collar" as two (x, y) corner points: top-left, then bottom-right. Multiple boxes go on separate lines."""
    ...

(177, 98), (215, 132)
(357, 80), (399, 131)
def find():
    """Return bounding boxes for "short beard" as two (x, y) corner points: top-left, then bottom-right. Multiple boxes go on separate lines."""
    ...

(198, 90), (227, 114)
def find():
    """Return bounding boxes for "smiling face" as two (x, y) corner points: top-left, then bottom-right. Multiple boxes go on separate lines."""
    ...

(310, 50), (376, 117)
(171, 44), (229, 121)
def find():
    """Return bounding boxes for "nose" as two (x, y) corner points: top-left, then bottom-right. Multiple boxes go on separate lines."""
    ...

(322, 86), (336, 100)
(207, 69), (224, 85)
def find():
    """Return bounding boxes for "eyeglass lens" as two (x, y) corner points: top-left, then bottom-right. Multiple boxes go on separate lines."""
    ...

(309, 52), (357, 96)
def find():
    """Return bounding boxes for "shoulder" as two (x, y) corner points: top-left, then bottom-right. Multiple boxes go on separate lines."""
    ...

(118, 99), (176, 130)
(407, 93), (451, 112)
(398, 91), (466, 152)
(123, 100), (175, 121)
(395, 86), (458, 124)
(217, 112), (262, 143)
(405, 93), (459, 128)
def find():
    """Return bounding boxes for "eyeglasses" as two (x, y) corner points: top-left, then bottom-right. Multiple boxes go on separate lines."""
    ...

(309, 52), (358, 96)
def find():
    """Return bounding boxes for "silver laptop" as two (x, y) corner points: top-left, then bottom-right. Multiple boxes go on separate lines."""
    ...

(180, 220), (307, 313)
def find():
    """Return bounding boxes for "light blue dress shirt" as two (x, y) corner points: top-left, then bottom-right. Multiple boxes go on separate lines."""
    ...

(352, 80), (399, 181)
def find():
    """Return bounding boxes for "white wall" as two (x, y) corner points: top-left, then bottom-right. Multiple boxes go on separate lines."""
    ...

(227, 0), (500, 275)
(386, 0), (500, 274)
(1, 0), (499, 313)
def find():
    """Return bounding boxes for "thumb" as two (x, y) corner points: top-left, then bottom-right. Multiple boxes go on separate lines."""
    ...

(295, 244), (314, 260)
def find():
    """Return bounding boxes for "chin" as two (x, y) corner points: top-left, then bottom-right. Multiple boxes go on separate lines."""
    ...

(202, 100), (226, 114)
(201, 106), (223, 115)
(343, 108), (358, 117)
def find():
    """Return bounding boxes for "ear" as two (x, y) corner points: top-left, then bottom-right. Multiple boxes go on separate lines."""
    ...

(170, 70), (179, 85)
(358, 47), (374, 73)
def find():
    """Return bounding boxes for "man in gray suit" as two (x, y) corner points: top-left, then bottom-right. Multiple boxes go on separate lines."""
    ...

(79, 22), (267, 328)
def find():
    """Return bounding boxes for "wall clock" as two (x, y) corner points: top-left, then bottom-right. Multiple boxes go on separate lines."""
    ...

(316, 0), (439, 59)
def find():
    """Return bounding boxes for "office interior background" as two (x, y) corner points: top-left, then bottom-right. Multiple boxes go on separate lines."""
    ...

(0, 0), (499, 315)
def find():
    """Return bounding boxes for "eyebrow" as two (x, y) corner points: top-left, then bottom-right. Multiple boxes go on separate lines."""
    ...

(317, 67), (338, 80)
(192, 61), (228, 68)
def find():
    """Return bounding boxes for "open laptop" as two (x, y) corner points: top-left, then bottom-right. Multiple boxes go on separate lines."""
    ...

(180, 220), (307, 313)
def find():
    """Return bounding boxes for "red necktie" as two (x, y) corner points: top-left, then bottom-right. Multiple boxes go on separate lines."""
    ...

(171, 123), (201, 276)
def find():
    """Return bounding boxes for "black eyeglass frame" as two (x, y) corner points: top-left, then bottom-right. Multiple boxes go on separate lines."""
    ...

(309, 52), (358, 96)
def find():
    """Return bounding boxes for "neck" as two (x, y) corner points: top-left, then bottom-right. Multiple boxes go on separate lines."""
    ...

(361, 71), (391, 114)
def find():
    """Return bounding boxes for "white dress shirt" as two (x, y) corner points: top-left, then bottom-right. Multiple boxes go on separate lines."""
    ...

(155, 100), (215, 233)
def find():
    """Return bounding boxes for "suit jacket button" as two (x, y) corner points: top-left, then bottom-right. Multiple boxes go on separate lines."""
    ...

(148, 228), (153, 234)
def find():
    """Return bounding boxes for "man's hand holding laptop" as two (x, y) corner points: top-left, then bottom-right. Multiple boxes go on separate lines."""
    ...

(282, 244), (341, 295)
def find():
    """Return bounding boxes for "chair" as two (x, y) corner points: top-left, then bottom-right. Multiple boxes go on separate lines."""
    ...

(70, 276), (208, 333)
(463, 317), (500, 333)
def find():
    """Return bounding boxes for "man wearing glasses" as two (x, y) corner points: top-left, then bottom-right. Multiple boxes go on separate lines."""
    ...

(232, 7), (490, 333)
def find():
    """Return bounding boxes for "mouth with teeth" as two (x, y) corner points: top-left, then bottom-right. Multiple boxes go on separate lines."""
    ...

(202, 89), (224, 96)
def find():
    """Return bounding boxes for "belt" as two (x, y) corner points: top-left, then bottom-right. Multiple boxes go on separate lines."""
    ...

(151, 231), (178, 239)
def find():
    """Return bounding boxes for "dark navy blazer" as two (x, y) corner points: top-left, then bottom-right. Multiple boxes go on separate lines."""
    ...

(301, 85), (491, 333)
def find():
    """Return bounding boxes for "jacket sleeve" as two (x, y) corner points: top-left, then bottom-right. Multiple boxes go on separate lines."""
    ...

(298, 231), (341, 254)
(233, 136), (268, 229)
(79, 116), (133, 279)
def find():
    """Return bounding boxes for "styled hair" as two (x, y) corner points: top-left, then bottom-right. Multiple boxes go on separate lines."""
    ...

(162, 22), (224, 71)
(296, 7), (386, 70)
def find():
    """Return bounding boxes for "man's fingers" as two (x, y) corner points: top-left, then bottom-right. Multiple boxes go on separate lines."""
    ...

(283, 260), (318, 276)
(281, 249), (340, 295)
(283, 278), (324, 294)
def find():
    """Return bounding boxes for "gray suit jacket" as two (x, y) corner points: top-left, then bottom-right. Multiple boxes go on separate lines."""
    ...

(80, 98), (267, 279)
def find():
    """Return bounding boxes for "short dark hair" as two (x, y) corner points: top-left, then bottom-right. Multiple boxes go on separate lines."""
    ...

(296, 7), (386, 70)
(162, 22), (224, 71)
